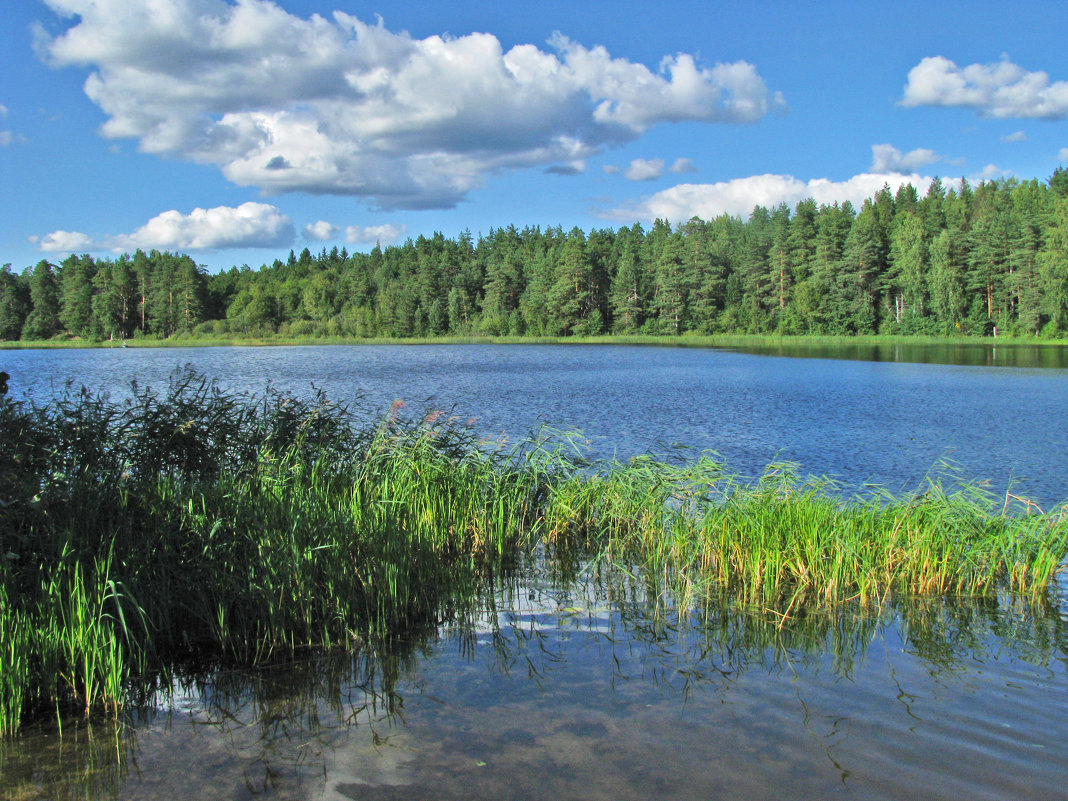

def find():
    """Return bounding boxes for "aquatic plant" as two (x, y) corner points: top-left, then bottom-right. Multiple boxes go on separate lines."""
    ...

(544, 458), (1068, 617)
(0, 369), (1065, 735)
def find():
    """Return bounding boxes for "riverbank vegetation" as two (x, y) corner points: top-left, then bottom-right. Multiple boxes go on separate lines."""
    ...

(4, 172), (1068, 345)
(2, 373), (1065, 735)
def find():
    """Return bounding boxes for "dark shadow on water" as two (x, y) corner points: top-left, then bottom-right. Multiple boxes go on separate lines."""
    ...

(724, 341), (1068, 369)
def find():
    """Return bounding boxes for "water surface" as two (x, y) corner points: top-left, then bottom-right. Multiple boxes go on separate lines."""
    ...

(4, 342), (1067, 800)
(4, 343), (1067, 504)
(3, 564), (1066, 801)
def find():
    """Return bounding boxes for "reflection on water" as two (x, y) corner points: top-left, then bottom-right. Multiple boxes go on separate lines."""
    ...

(4, 559), (1066, 801)
(725, 340), (1068, 368)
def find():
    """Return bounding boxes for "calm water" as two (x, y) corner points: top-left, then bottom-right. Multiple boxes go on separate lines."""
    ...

(3, 342), (1068, 800)
(4, 342), (1068, 504)
(3, 562), (1067, 801)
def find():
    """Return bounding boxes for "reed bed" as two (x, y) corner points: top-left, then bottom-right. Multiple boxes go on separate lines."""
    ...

(544, 458), (1068, 616)
(1, 370), (1065, 735)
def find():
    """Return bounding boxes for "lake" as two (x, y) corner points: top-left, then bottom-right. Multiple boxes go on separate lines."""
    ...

(4, 342), (1068, 504)
(2, 342), (1067, 800)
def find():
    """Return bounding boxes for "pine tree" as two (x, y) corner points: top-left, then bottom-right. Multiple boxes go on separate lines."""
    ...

(1038, 195), (1068, 333)
(609, 224), (648, 333)
(0, 265), (29, 340)
(652, 230), (689, 334)
(58, 254), (97, 338)
(21, 261), (62, 341)
(886, 212), (928, 330)
(546, 227), (591, 335)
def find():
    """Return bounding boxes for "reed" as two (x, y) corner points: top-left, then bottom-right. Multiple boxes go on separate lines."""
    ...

(543, 459), (1068, 617)
(1, 369), (1065, 735)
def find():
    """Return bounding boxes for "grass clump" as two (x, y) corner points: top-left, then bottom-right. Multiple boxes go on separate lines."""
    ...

(0, 369), (1065, 735)
(542, 458), (1068, 616)
(0, 370), (541, 734)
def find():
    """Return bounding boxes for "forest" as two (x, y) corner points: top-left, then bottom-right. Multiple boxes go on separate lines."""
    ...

(3, 172), (1068, 343)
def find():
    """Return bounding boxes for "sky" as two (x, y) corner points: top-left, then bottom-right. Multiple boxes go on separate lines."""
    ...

(2, 0), (1067, 274)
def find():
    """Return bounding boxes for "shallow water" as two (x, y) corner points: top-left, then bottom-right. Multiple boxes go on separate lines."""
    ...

(3, 564), (1066, 801)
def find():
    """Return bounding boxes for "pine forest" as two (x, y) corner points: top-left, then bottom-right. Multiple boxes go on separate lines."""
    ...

(4, 173), (1068, 343)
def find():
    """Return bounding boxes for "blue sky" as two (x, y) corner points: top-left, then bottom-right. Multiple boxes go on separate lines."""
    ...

(2, 0), (1067, 273)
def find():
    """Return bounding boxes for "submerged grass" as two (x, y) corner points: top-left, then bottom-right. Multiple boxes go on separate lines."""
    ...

(1, 369), (1065, 735)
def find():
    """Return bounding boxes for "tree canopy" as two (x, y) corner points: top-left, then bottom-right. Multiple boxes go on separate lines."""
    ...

(5, 173), (1068, 342)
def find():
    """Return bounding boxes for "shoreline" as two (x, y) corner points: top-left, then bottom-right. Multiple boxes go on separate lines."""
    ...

(5, 332), (1068, 350)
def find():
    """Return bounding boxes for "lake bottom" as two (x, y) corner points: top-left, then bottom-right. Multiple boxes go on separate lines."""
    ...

(3, 566), (1066, 801)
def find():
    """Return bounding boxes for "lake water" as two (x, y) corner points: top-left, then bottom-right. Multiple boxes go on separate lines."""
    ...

(2, 342), (1068, 800)
(3, 342), (1068, 504)
(3, 560), (1067, 801)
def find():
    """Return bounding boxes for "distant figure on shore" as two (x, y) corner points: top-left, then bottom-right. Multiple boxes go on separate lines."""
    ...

(0, 371), (8, 395)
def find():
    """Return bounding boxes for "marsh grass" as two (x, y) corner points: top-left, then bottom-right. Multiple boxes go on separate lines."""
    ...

(1, 369), (1065, 735)
(542, 457), (1068, 617)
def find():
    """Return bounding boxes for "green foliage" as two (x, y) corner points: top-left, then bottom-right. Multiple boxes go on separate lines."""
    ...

(0, 265), (29, 340)
(21, 261), (62, 341)
(6, 171), (1068, 343)
(2, 372), (1066, 735)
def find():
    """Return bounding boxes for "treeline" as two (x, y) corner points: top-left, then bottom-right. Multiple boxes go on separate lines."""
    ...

(4, 172), (1068, 342)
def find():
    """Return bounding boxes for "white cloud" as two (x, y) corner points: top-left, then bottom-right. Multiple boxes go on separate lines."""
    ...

(870, 144), (939, 173)
(606, 171), (934, 223)
(901, 55), (1068, 119)
(37, 230), (95, 253)
(669, 157), (697, 174)
(0, 131), (12, 147)
(1059, 147), (1068, 161)
(602, 164), (621, 175)
(304, 220), (340, 241)
(37, 202), (295, 253)
(37, 0), (784, 209)
(0, 104), (8, 118)
(625, 158), (664, 181)
(345, 224), (406, 245)
(977, 163), (1008, 180)
(111, 202), (293, 250)
(1001, 130), (1028, 142)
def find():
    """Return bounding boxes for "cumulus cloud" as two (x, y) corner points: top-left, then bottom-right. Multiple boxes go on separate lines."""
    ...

(37, 230), (95, 253)
(111, 202), (294, 250)
(1060, 147), (1068, 161)
(36, 0), (784, 209)
(870, 144), (940, 173)
(304, 220), (340, 241)
(606, 171), (934, 223)
(625, 158), (664, 181)
(37, 202), (294, 253)
(901, 55), (1068, 119)
(345, 224), (406, 245)
(1001, 130), (1028, 142)
(669, 157), (697, 174)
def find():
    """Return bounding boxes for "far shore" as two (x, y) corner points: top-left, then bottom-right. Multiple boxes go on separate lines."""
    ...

(5, 332), (1068, 350)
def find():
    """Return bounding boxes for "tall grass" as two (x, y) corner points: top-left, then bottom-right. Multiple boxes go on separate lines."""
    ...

(1, 369), (1065, 735)
(541, 457), (1068, 615)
